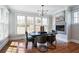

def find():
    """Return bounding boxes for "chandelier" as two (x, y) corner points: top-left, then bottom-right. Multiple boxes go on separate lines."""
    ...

(37, 5), (48, 17)
(37, 5), (48, 31)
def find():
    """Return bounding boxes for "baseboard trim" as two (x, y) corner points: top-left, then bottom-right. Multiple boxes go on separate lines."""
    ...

(69, 39), (79, 44)
(9, 38), (25, 40)
(9, 35), (26, 40)
(0, 38), (9, 50)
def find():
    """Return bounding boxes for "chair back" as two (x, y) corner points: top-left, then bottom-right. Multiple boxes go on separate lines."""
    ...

(37, 34), (47, 43)
(52, 30), (57, 34)
(25, 31), (28, 40)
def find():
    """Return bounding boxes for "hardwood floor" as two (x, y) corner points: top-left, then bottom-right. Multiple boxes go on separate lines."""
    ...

(1, 40), (79, 53)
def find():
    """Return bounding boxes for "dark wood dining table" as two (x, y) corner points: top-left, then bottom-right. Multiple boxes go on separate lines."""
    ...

(30, 32), (56, 36)
(29, 32), (56, 47)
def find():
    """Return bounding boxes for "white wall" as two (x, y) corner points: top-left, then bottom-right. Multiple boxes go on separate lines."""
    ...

(65, 8), (72, 41)
(69, 6), (79, 43)
(9, 11), (16, 36)
(48, 16), (53, 32)
(52, 16), (56, 30)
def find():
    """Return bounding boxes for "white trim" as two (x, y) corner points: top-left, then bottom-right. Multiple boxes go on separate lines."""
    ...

(69, 39), (79, 44)
(9, 35), (26, 40)
(0, 38), (9, 50)
(56, 34), (68, 42)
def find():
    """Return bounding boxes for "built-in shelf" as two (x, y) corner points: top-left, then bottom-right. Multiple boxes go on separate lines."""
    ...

(55, 11), (66, 33)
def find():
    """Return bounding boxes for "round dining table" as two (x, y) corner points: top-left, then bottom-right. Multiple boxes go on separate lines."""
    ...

(29, 32), (56, 47)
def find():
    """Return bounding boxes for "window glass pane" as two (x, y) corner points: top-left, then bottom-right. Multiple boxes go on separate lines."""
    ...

(35, 17), (41, 25)
(27, 16), (34, 25)
(0, 9), (1, 22)
(27, 16), (34, 33)
(17, 16), (25, 25)
(17, 16), (25, 34)
(74, 18), (77, 23)
(44, 26), (48, 32)
(73, 11), (79, 24)
(35, 17), (41, 32)
(74, 12), (77, 17)
(42, 18), (48, 32)
(27, 25), (34, 33)
(42, 18), (48, 25)
(0, 24), (3, 33)
(35, 26), (40, 32)
(17, 27), (25, 34)
(0, 8), (9, 40)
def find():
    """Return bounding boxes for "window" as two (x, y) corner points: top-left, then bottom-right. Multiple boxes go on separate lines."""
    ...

(42, 18), (48, 32)
(35, 17), (42, 32)
(35, 17), (48, 32)
(73, 11), (79, 24)
(17, 16), (25, 34)
(16, 16), (48, 34)
(27, 16), (34, 33)
(0, 8), (9, 40)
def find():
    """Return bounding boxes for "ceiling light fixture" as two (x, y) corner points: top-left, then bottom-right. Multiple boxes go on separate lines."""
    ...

(37, 5), (48, 17)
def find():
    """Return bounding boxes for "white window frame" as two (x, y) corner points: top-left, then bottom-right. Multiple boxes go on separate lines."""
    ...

(16, 15), (48, 34)
(72, 11), (79, 24)
(0, 8), (9, 40)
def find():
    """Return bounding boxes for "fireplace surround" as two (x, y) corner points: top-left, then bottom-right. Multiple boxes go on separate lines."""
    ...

(56, 25), (65, 31)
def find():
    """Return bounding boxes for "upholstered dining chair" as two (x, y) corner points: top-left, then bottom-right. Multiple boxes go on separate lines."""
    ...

(35, 34), (48, 52)
(25, 31), (33, 48)
(47, 34), (57, 48)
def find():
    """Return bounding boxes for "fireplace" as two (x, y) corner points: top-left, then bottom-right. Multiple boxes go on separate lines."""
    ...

(56, 25), (65, 31)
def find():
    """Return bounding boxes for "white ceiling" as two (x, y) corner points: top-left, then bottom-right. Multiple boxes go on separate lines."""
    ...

(8, 5), (70, 15)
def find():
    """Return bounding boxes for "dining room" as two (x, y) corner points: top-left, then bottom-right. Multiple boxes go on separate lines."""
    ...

(7, 5), (65, 53)
(1, 5), (79, 53)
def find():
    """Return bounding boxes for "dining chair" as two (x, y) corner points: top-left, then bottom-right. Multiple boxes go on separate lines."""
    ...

(47, 34), (57, 48)
(25, 31), (33, 48)
(36, 34), (48, 52)
(52, 30), (57, 34)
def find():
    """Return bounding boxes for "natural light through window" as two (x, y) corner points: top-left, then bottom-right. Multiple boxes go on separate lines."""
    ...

(35, 17), (42, 32)
(73, 11), (79, 24)
(27, 16), (34, 33)
(16, 15), (48, 34)
(42, 18), (48, 32)
(17, 16), (25, 34)
(0, 8), (9, 40)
